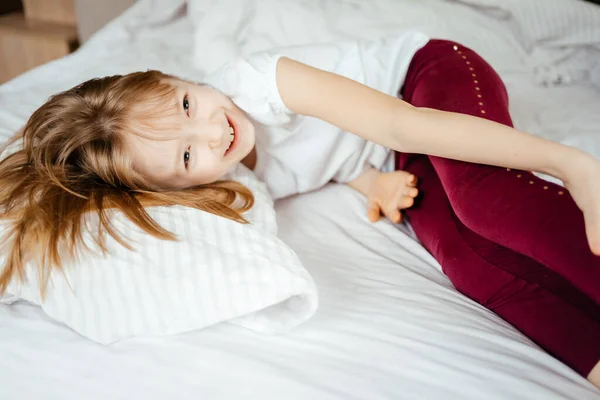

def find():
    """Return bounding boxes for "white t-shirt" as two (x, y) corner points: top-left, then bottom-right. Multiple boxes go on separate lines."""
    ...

(205, 31), (430, 200)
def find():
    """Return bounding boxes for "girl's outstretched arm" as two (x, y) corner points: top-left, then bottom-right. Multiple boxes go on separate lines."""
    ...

(275, 57), (600, 255)
(276, 57), (592, 180)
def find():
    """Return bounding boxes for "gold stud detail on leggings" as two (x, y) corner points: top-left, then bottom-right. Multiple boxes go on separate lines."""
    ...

(558, 191), (564, 195)
(517, 174), (522, 178)
(455, 45), (488, 118)
(543, 186), (549, 190)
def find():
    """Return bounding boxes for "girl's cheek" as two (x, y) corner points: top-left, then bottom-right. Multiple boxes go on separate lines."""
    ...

(195, 155), (226, 183)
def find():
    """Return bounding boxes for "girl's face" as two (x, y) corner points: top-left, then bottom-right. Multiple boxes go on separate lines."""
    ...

(127, 79), (255, 189)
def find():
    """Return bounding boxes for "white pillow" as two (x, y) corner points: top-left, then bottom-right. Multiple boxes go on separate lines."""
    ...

(0, 163), (318, 344)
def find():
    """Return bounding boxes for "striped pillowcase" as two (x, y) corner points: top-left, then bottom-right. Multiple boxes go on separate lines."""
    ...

(1, 165), (318, 344)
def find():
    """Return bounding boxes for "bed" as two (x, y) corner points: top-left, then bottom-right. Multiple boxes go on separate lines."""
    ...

(1, 0), (599, 399)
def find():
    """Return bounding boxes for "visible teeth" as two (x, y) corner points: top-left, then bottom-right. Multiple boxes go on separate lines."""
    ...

(225, 123), (235, 153)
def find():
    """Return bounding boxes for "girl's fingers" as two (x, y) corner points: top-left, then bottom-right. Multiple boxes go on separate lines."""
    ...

(406, 173), (418, 187)
(394, 195), (415, 210)
(402, 196), (415, 209)
(404, 187), (419, 198)
(367, 198), (381, 222)
(395, 212), (403, 223)
(385, 209), (402, 224)
(382, 200), (403, 223)
(584, 208), (600, 256)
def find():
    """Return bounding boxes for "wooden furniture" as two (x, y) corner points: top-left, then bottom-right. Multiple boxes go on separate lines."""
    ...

(0, 0), (78, 84)
(22, 0), (76, 25)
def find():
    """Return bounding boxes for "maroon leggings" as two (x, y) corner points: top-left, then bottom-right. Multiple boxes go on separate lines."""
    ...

(396, 40), (600, 377)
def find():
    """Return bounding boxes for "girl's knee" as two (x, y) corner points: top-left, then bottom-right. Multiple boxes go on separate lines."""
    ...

(403, 39), (510, 117)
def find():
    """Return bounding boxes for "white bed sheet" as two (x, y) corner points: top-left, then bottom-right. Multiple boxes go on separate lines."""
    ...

(1, 1), (600, 399)
(1, 184), (598, 400)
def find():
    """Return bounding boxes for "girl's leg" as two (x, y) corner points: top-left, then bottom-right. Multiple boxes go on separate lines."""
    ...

(397, 151), (600, 378)
(400, 39), (600, 304)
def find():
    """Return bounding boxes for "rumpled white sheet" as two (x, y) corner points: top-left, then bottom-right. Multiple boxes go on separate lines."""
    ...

(189, 0), (528, 76)
(449, 0), (600, 86)
(188, 0), (600, 88)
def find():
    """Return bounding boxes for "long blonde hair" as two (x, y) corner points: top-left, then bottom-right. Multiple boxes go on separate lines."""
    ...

(0, 71), (254, 295)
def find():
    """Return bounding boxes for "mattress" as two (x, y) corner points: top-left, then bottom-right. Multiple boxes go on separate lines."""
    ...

(1, 1), (599, 399)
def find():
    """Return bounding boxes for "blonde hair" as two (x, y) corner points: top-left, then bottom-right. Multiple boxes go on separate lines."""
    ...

(0, 71), (254, 295)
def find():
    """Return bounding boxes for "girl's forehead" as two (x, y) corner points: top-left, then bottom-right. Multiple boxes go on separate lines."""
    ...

(128, 116), (182, 141)
(127, 84), (183, 141)
(127, 130), (179, 186)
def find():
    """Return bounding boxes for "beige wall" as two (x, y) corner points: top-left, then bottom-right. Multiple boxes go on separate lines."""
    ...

(75, 0), (136, 43)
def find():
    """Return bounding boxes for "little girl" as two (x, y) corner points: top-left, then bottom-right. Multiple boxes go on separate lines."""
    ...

(1, 31), (600, 387)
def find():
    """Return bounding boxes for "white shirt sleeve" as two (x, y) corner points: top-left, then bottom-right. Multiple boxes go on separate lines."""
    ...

(208, 31), (429, 126)
(205, 53), (293, 125)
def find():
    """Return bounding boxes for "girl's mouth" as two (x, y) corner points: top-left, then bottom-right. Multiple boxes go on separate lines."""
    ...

(224, 115), (239, 157)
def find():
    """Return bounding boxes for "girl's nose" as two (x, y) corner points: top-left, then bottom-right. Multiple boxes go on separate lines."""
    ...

(205, 122), (224, 148)
(187, 121), (224, 148)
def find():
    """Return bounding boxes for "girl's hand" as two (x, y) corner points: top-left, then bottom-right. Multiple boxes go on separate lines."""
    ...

(562, 157), (600, 256)
(367, 170), (419, 223)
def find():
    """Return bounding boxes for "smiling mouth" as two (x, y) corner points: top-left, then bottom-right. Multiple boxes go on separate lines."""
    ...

(224, 117), (238, 156)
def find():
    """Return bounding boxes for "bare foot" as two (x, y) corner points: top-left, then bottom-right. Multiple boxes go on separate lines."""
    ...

(563, 158), (600, 256)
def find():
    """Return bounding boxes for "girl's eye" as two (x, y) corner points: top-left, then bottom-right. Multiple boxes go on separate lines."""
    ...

(183, 147), (191, 168)
(183, 95), (189, 114)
